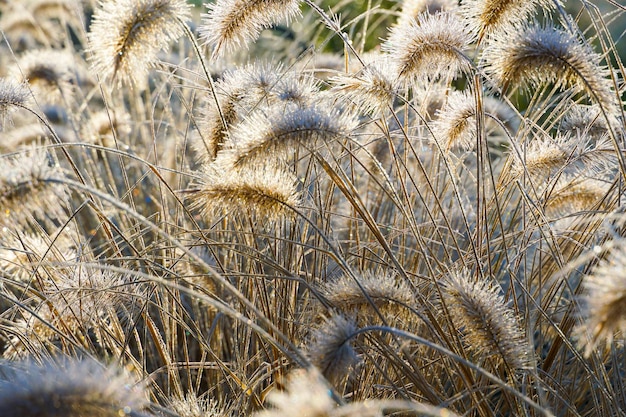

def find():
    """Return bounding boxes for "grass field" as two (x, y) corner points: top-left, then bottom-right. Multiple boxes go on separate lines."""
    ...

(0, 0), (625, 416)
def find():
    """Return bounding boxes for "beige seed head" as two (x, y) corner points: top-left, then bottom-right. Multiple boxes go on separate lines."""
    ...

(482, 23), (619, 116)
(199, 0), (302, 58)
(87, 0), (191, 87)
(383, 12), (473, 84)
(441, 269), (530, 370)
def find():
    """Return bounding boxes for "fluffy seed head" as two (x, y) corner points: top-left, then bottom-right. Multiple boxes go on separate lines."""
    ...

(87, 0), (191, 87)
(307, 314), (359, 385)
(544, 177), (608, 219)
(383, 12), (473, 84)
(190, 162), (301, 221)
(254, 368), (335, 417)
(460, 0), (554, 40)
(0, 149), (68, 226)
(0, 78), (30, 127)
(321, 271), (413, 321)
(482, 23), (619, 115)
(199, 0), (302, 58)
(330, 57), (399, 116)
(0, 359), (147, 417)
(224, 103), (357, 167)
(441, 269), (529, 370)
(9, 49), (77, 104)
(577, 243), (626, 357)
(559, 104), (622, 140)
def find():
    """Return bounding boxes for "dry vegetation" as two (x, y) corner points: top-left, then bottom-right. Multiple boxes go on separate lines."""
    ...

(0, 0), (625, 416)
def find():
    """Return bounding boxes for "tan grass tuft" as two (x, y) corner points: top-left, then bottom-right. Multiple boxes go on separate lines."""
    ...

(441, 269), (529, 371)
(190, 162), (301, 221)
(321, 271), (413, 321)
(223, 103), (357, 167)
(577, 243), (626, 357)
(482, 23), (619, 115)
(0, 149), (68, 226)
(254, 368), (335, 417)
(383, 12), (473, 84)
(0, 78), (31, 127)
(199, 0), (302, 58)
(0, 359), (147, 417)
(460, 0), (554, 40)
(87, 0), (191, 87)
(330, 57), (399, 116)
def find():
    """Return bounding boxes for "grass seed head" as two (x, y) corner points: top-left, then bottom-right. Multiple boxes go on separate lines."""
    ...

(87, 0), (191, 87)
(199, 0), (302, 58)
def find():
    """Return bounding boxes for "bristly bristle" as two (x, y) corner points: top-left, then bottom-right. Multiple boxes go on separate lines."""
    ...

(199, 0), (302, 58)
(482, 23), (619, 116)
(441, 269), (530, 371)
(383, 12), (473, 84)
(330, 56), (399, 117)
(189, 161), (301, 221)
(0, 358), (148, 417)
(254, 368), (335, 417)
(9, 49), (78, 105)
(460, 0), (554, 41)
(306, 314), (360, 385)
(222, 102), (357, 168)
(0, 148), (68, 227)
(87, 0), (191, 87)
(577, 242), (626, 358)
(0, 78), (31, 127)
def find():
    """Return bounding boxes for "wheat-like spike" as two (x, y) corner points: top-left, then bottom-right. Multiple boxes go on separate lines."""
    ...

(189, 162), (301, 221)
(321, 271), (413, 319)
(87, 0), (191, 87)
(0, 78), (31, 127)
(306, 314), (360, 385)
(223, 102), (357, 168)
(199, 0), (302, 58)
(330, 56), (399, 116)
(441, 269), (530, 371)
(559, 103), (622, 140)
(460, 0), (554, 41)
(544, 177), (609, 219)
(383, 12), (473, 84)
(0, 359), (148, 417)
(253, 368), (335, 417)
(432, 90), (477, 151)
(0, 149), (68, 226)
(577, 243), (626, 357)
(9, 49), (77, 105)
(482, 23), (619, 116)
(167, 392), (224, 417)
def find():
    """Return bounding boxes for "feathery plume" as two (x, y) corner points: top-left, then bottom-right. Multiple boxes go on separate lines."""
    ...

(9, 49), (77, 105)
(330, 56), (398, 116)
(254, 368), (335, 417)
(559, 103), (622, 140)
(168, 393), (224, 417)
(441, 269), (529, 370)
(223, 103), (357, 167)
(321, 271), (413, 320)
(460, 0), (554, 40)
(190, 162), (301, 221)
(199, 0), (302, 57)
(577, 243), (626, 357)
(544, 177), (609, 219)
(383, 12), (473, 84)
(87, 0), (191, 87)
(3, 266), (143, 358)
(307, 314), (360, 385)
(0, 149), (68, 226)
(0, 359), (148, 417)
(482, 23), (619, 115)
(0, 78), (31, 128)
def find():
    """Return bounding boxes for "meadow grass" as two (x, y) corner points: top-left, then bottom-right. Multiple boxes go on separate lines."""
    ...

(0, 0), (625, 416)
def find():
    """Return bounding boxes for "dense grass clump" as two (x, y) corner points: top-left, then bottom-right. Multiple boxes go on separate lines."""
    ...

(0, 0), (625, 416)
